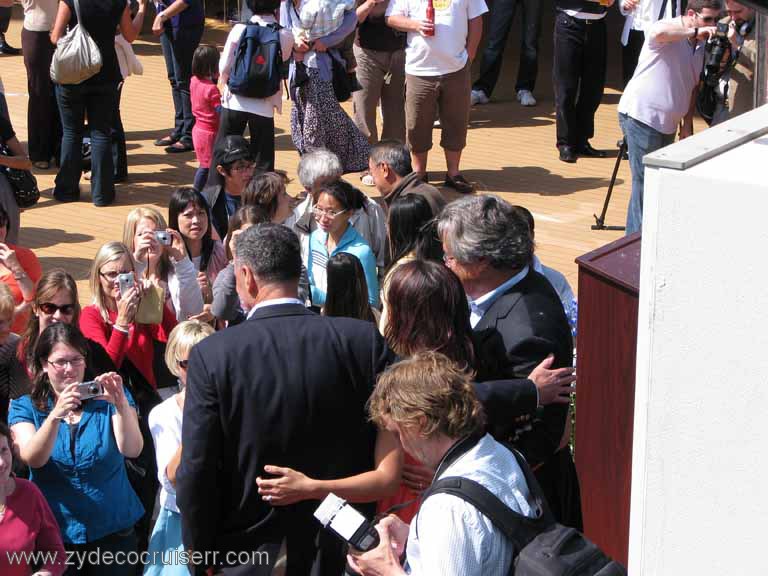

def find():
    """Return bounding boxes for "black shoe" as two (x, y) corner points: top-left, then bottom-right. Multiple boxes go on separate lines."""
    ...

(155, 135), (179, 146)
(0, 41), (20, 56)
(559, 146), (577, 164)
(577, 142), (608, 158)
(443, 174), (475, 194)
(165, 141), (194, 153)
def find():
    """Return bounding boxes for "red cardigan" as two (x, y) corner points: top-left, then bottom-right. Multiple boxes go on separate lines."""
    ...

(79, 304), (177, 388)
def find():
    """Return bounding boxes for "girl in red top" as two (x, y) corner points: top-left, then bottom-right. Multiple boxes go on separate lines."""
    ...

(0, 206), (42, 335)
(190, 45), (221, 192)
(79, 241), (176, 390)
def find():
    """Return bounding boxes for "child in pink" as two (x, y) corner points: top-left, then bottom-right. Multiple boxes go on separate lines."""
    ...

(190, 45), (222, 192)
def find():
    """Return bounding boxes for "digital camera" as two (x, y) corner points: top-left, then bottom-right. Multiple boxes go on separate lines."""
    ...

(75, 381), (104, 400)
(155, 230), (172, 246)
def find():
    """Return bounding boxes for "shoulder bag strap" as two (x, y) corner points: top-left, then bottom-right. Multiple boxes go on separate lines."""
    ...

(657, 0), (669, 21)
(423, 476), (548, 552)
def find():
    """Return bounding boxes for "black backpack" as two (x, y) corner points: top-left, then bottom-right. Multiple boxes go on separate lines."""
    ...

(422, 439), (627, 576)
(227, 22), (283, 99)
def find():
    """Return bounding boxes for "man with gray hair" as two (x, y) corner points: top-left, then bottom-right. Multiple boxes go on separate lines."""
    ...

(368, 140), (446, 216)
(291, 148), (388, 273)
(177, 223), (393, 574)
(437, 194), (582, 530)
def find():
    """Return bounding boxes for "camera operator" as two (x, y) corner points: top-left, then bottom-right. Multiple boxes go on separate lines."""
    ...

(710, 1), (756, 124)
(348, 352), (537, 575)
(618, 0), (722, 235)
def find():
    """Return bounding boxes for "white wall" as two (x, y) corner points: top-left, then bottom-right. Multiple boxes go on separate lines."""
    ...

(629, 119), (768, 574)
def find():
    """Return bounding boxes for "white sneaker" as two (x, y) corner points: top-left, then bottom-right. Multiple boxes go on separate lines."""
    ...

(517, 89), (537, 107)
(470, 89), (489, 106)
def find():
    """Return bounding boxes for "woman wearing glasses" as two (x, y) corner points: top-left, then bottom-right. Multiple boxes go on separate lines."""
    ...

(79, 241), (177, 555)
(8, 323), (144, 573)
(307, 180), (379, 308)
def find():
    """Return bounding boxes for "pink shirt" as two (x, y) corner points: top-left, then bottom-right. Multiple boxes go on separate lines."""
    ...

(190, 76), (221, 133)
(0, 479), (66, 576)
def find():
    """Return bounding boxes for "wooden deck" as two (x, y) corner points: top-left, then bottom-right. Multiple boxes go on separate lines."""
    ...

(2, 5), (689, 305)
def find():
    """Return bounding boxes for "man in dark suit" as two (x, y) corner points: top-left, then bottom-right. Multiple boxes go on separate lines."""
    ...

(176, 223), (393, 575)
(437, 195), (582, 529)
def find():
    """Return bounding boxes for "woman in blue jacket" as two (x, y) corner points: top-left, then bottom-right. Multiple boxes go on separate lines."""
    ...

(307, 180), (379, 307)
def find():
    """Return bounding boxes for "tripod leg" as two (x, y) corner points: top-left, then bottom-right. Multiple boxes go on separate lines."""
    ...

(592, 140), (627, 230)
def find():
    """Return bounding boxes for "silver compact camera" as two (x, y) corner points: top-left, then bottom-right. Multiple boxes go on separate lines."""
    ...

(117, 273), (135, 297)
(155, 230), (172, 246)
(75, 380), (103, 400)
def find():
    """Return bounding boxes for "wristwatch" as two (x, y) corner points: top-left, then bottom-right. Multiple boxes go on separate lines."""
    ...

(692, 27), (698, 39)
(158, 10), (167, 22)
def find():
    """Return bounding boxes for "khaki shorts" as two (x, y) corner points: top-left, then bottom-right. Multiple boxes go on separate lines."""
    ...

(405, 63), (471, 153)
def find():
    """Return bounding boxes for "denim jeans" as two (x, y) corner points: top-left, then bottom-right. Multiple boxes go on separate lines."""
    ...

(473, 0), (541, 96)
(55, 83), (118, 206)
(619, 112), (675, 235)
(162, 24), (204, 145)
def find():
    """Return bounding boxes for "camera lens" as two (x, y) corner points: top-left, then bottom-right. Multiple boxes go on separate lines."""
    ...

(88, 384), (100, 395)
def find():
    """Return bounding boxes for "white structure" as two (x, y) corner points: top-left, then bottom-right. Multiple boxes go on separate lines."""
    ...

(629, 105), (768, 574)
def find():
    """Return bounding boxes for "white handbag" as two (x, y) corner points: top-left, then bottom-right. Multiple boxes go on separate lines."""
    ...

(50, 0), (103, 85)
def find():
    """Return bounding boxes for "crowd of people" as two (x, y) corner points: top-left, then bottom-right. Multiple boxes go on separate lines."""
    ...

(0, 0), (761, 574)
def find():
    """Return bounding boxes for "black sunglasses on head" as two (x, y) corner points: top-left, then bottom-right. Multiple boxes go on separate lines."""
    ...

(39, 302), (76, 315)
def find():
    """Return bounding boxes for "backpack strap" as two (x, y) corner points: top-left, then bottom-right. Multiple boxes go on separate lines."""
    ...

(420, 448), (556, 552)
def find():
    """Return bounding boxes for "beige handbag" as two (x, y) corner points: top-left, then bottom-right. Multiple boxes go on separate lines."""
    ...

(50, 0), (102, 85)
(135, 256), (165, 325)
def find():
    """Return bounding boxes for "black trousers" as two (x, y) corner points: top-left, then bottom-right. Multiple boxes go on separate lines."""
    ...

(622, 29), (645, 88)
(22, 28), (61, 162)
(212, 107), (275, 172)
(0, 6), (9, 36)
(473, 0), (541, 96)
(552, 12), (607, 149)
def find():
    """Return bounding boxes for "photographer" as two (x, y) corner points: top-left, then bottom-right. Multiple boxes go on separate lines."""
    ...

(9, 323), (144, 574)
(618, 0), (722, 235)
(711, 1), (756, 124)
(348, 352), (537, 575)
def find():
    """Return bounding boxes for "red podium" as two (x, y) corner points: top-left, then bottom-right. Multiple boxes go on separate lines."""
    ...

(574, 233), (641, 566)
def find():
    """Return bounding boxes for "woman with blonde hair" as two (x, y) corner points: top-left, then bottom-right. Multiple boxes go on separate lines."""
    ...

(122, 206), (206, 322)
(144, 320), (214, 576)
(79, 241), (177, 554)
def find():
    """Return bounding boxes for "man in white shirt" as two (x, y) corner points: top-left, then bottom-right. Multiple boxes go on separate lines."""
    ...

(620, 0), (683, 86)
(385, 0), (487, 194)
(348, 352), (537, 576)
(618, 0), (721, 234)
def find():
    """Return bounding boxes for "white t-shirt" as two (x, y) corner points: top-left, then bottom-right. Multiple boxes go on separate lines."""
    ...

(148, 394), (183, 513)
(618, 17), (705, 134)
(386, 0), (488, 76)
(220, 14), (294, 118)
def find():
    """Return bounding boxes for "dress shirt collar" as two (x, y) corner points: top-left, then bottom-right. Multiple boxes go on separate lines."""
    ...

(469, 265), (529, 328)
(246, 297), (305, 319)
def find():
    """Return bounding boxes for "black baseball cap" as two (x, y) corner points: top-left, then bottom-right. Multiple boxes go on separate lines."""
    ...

(215, 136), (253, 167)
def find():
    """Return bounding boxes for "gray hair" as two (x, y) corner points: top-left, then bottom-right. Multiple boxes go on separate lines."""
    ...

(369, 140), (412, 177)
(437, 195), (533, 270)
(297, 149), (343, 190)
(235, 223), (302, 284)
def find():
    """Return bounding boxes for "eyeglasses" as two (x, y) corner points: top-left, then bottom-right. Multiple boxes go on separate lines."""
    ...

(312, 207), (347, 219)
(39, 302), (76, 316)
(696, 12), (717, 24)
(230, 161), (255, 173)
(47, 357), (86, 370)
(177, 359), (189, 369)
(99, 270), (132, 281)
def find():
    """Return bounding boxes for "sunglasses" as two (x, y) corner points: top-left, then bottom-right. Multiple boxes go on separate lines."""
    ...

(696, 12), (717, 24)
(39, 302), (76, 316)
(177, 359), (189, 369)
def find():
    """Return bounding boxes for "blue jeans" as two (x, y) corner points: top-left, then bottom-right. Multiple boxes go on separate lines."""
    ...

(161, 24), (204, 145)
(619, 112), (675, 235)
(55, 83), (118, 206)
(473, 0), (541, 96)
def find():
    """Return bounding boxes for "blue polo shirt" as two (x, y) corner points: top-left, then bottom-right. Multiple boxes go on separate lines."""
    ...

(8, 393), (144, 544)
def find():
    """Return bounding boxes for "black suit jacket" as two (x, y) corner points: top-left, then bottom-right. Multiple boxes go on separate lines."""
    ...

(473, 269), (574, 467)
(176, 303), (393, 574)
